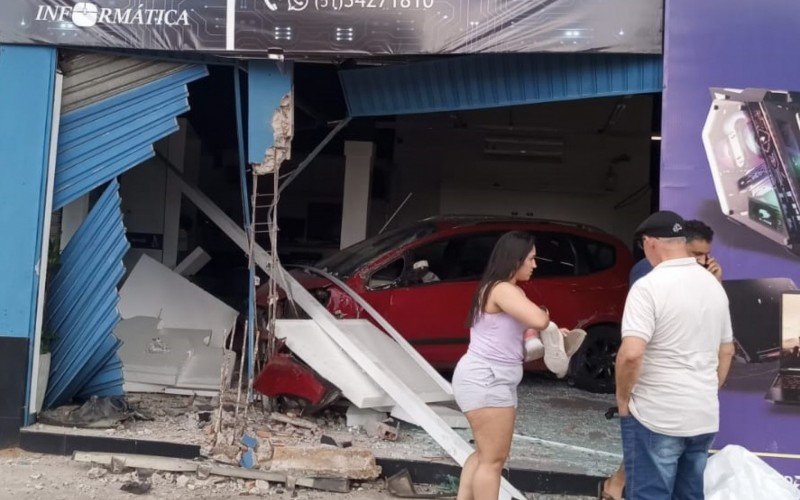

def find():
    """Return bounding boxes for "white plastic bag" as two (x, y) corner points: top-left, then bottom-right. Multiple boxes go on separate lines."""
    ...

(704, 445), (800, 500)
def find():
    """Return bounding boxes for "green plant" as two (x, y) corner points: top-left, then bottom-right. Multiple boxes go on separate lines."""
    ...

(41, 233), (61, 355)
(47, 233), (61, 275)
(40, 326), (56, 354)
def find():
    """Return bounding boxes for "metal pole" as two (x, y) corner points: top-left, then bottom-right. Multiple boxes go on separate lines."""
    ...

(233, 65), (256, 401)
(379, 192), (413, 234)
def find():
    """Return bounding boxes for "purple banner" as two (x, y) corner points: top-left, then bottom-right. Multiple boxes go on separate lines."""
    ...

(663, 0), (800, 482)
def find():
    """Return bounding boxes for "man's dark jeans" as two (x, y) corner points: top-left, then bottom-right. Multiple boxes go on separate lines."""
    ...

(621, 415), (715, 500)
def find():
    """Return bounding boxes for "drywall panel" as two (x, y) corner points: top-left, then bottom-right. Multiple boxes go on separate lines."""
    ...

(275, 319), (452, 409)
(119, 254), (237, 348)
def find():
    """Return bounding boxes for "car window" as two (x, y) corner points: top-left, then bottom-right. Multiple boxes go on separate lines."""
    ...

(367, 258), (406, 290)
(316, 222), (436, 278)
(571, 235), (617, 274)
(406, 233), (504, 285)
(533, 232), (577, 278)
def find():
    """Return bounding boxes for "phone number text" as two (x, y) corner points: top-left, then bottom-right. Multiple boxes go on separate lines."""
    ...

(286, 0), (435, 11)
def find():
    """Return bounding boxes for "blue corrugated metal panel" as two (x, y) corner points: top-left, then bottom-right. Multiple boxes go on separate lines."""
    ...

(338, 53), (663, 117)
(77, 355), (124, 400)
(53, 65), (208, 210)
(44, 180), (129, 408)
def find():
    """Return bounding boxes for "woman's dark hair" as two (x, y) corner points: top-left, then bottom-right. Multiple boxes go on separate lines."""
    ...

(466, 231), (536, 327)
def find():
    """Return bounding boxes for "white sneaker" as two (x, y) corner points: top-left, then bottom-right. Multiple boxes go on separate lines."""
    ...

(564, 328), (587, 358)
(540, 322), (569, 378)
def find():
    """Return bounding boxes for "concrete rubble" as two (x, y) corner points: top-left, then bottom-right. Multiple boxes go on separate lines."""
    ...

(30, 377), (622, 473)
(28, 393), (429, 496)
(0, 448), (594, 499)
(270, 446), (382, 480)
(19, 376), (625, 498)
(0, 448), (408, 499)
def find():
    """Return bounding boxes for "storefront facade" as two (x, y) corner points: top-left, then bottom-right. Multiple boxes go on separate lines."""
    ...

(28, 5), (800, 488)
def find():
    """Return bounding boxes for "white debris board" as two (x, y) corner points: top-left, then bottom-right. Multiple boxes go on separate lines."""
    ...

(116, 316), (234, 395)
(177, 348), (235, 390)
(174, 247), (211, 277)
(115, 317), (190, 386)
(275, 319), (454, 409)
(119, 254), (237, 348)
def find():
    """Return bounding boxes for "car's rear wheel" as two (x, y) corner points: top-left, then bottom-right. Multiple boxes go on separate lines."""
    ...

(569, 324), (620, 393)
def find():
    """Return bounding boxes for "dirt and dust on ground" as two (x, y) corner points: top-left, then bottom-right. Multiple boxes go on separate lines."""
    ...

(29, 374), (620, 476)
(0, 448), (593, 500)
(15, 374), (616, 500)
(0, 447), (390, 500)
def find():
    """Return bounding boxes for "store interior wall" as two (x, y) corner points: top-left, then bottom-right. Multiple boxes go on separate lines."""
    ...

(274, 93), (656, 260)
(386, 96), (655, 243)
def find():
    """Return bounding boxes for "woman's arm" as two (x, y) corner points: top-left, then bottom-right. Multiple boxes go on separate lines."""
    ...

(490, 282), (550, 330)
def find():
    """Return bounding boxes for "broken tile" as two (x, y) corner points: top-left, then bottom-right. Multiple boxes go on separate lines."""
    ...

(240, 449), (258, 469)
(240, 434), (258, 449)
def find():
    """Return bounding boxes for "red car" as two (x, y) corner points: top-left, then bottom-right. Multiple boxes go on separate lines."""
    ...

(259, 216), (634, 393)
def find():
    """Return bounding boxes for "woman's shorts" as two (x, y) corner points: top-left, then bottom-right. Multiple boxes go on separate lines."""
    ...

(452, 353), (523, 413)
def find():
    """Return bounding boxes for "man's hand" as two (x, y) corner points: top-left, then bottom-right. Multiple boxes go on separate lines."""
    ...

(718, 341), (735, 388)
(615, 337), (647, 418)
(706, 256), (723, 282)
(616, 400), (631, 417)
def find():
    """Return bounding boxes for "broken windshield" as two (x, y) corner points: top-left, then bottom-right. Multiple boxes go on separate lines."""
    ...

(316, 222), (437, 277)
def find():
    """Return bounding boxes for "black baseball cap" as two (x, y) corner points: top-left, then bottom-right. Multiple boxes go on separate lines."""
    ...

(635, 211), (686, 238)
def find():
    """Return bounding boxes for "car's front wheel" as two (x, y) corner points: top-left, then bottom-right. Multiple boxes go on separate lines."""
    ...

(569, 324), (621, 394)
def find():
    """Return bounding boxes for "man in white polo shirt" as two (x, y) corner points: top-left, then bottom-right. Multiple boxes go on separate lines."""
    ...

(615, 211), (735, 500)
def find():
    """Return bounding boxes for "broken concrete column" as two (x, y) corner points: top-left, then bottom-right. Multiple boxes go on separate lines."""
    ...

(247, 61), (294, 173)
(270, 447), (381, 480)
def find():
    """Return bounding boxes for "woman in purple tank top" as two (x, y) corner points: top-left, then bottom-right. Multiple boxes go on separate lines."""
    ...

(452, 231), (582, 500)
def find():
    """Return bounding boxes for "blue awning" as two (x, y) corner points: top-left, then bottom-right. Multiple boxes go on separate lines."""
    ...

(339, 53), (662, 117)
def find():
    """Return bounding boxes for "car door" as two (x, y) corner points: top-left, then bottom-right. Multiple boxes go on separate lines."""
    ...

(520, 232), (585, 329)
(362, 232), (504, 368)
(358, 255), (407, 322)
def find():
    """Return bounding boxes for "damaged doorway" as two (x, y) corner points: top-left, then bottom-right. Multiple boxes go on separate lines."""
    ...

(39, 54), (257, 414)
(266, 57), (661, 395)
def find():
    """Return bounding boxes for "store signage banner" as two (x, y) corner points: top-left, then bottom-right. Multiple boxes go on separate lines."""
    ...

(0, 0), (662, 55)
(662, 0), (800, 482)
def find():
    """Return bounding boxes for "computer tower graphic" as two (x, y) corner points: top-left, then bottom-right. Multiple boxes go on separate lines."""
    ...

(702, 88), (800, 256)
